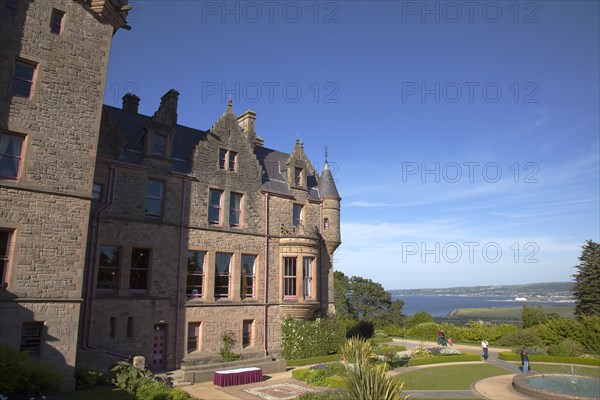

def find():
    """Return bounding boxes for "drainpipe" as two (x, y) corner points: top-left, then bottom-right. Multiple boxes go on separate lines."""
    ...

(83, 164), (116, 348)
(174, 177), (187, 368)
(263, 192), (269, 356)
(319, 202), (324, 312)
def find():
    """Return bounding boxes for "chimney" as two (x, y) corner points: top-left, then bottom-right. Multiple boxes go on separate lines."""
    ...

(152, 89), (179, 126)
(237, 109), (256, 135)
(122, 93), (140, 113)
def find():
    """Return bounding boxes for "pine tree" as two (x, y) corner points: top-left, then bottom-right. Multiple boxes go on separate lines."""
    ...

(573, 240), (600, 318)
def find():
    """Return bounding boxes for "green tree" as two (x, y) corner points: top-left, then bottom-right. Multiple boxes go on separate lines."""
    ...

(573, 240), (600, 318)
(404, 311), (434, 328)
(521, 304), (547, 328)
(334, 271), (404, 327)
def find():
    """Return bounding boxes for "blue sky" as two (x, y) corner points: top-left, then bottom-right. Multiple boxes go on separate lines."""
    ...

(104, 1), (599, 289)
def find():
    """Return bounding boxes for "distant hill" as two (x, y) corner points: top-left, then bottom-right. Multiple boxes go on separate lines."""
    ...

(390, 282), (574, 301)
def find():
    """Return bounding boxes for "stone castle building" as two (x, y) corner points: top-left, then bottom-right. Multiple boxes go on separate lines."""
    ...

(0, 0), (340, 387)
(0, 0), (131, 389)
(82, 93), (341, 372)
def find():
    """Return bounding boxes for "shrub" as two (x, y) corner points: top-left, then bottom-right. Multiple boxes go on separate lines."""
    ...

(0, 344), (63, 399)
(548, 338), (585, 357)
(410, 347), (432, 359)
(346, 320), (375, 339)
(498, 328), (541, 348)
(286, 354), (343, 367)
(110, 361), (153, 394)
(282, 316), (345, 360)
(578, 315), (600, 354)
(497, 352), (600, 366)
(219, 332), (241, 362)
(136, 380), (171, 400)
(75, 368), (103, 390)
(292, 363), (347, 387)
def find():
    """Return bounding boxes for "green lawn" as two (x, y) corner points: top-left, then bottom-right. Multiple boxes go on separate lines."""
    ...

(396, 364), (511, 390)
(60, 386), (134, 400)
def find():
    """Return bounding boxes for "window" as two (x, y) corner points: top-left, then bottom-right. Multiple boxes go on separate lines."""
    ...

(3, 0), (16, 17)
(97, 245), (119, 290)
(218, 149), (227, 170)
(242, 320), (254, 348)
(241, 255), (255, 298)
(1, 230), (13, 289)
(208, 189), (222, 225)
(129, 248), (150, 290)
(11, 60), (36, 98)
(126, 317), (134, 339)
(20, 322), (43, 358)
(0, 132), (24, 179)
(283, 257), (297, 297)
(186, 251), (204, 299)
(228, 151), (237, 171)
(92, 183), (102, 201)
(214, 253), (231, 299)
(323, 218), (329, 231)
(229, 192), (242, 227)
(109, 317), (116, 339)
(303, 257), (313, 298)
(50, 9), (64, 34)
(219, 149), (237, 171)
(293, 204), (303, 227)
(153, 134), (165, 157)
(187, 322), (201, 353)
(294, 167), (302, 186)
(145, 179), (163, 217)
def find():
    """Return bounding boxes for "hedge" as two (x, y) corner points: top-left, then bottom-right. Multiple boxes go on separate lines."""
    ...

(282, 316), (346, 360)
(497, 352), (600, 366)
(286, 354), (343, 366)
(407, 354), (481, 366)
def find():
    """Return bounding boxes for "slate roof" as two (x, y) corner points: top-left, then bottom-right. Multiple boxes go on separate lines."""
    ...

(102, 105), (323, 201)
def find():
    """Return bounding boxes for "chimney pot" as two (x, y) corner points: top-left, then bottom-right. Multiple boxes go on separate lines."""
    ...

(122, 93), (140, 113)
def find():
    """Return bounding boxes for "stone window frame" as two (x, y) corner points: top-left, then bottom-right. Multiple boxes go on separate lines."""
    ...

(218, 149), (238, 172)
(323, 218), (329, 231)
(242, 320), (254, 348)
(229, 192), (243, 228)
(302, 256), (314, 299)
(145, 179), (164, 217)
(0, 229), (14, 291)
(187, 322), (201, 354)
(240, 254), (256, 299)
(129, 247), (151, 292)
(186, 250), (205, 300)
(214, 252), (232, 300)
(208, 189), (222, 225)
(11, 59), (38, 99)
(283, 256), (297, 298)
(20, 322), (44, 359)
(50, 8), (65, 35)
(0, 131), (25, 180)
(152, 134), (166, 157)
(292, 204), (303, 227)
(294, 167), (303, 186)
(96, 244), (120, 292)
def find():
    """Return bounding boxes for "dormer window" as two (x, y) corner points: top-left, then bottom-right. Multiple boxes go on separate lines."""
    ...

(153, 134), (165, 157)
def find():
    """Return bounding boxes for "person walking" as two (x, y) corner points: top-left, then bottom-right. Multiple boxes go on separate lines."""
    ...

(520, 348), (530, 373)
(481, 338), (489, 360)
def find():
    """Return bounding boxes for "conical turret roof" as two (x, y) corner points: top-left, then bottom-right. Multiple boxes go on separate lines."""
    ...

(319, 161), (340, 200)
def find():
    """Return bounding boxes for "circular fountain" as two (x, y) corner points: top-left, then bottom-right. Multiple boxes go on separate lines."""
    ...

(513, 373), (600, 399)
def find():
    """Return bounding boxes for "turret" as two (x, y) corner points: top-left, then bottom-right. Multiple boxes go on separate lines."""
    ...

(320, 160), (341, 254)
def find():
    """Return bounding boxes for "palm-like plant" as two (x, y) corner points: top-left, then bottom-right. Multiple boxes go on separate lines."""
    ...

(339, 338), (408, 400)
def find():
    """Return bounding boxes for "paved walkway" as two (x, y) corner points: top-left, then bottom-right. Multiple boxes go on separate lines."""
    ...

(176, 339), (537, 399)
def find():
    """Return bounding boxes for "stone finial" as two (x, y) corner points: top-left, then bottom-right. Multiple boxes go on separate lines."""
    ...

(132, 356), (145, 370)
(122, 93), (140, 113)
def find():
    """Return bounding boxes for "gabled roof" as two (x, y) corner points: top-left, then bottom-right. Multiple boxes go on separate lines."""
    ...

(101, 105), (321, 200)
